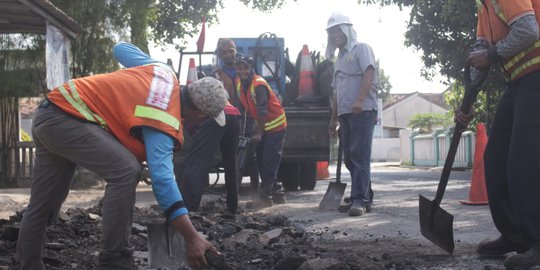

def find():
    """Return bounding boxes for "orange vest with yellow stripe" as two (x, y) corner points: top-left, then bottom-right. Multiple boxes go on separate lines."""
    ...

(47, 64), (183, 161)
(235, 75), (286, 133)
(476, 0), (540, 81)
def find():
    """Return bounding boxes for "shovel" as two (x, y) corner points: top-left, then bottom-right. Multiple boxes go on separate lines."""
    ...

(319, 136), (347, 211)
(147, 219), (235, 269)
(419, 65), (487, 254)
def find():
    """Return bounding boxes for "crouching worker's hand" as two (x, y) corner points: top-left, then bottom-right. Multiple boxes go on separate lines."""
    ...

(172, 215), (220, 268)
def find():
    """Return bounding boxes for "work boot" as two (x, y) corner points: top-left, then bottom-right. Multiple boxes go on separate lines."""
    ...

(477, 236), (530, 257)
(246, 193), (273, 209)
(272, 192), (287, 204)
(340, 202), (372, 213)
(97, 249), (136, 270)
(504, 245), (540, 270)
(348, 202), (366, 217)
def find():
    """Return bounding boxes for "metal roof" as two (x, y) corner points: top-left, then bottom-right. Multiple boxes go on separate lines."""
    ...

(0, 0), (83, 38)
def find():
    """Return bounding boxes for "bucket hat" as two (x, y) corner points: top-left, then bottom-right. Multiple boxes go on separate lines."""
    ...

(187, 77), (229, 126)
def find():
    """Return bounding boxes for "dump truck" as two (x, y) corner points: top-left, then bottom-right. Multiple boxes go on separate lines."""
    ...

(174, 33), (332, 191)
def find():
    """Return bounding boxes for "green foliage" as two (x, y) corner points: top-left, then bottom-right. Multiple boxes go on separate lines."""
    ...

(377, 60), (392, 103)
(150, 0), (292, 50)
(361, 0), (506, 127)
(408, 112), (451, 133)
(443, 80), (502, 131)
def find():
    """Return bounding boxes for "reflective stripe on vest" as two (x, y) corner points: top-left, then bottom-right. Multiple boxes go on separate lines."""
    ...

(236, 77), (286, 131)
(133, 105), (180, 130)
(476, 0), (506, 22)
(57, 80), (108, 129)
(504, 40), (540, 79)
(264, 112), (286, 131)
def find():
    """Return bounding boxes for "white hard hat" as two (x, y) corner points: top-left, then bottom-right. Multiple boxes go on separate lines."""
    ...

(326, 12), (352, 30)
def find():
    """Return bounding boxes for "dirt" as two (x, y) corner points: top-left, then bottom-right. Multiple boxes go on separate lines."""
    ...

(0, 166), (513, 269)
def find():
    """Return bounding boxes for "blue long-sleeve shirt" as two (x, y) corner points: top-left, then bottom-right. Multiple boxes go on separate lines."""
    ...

(113, 41), (187, 221)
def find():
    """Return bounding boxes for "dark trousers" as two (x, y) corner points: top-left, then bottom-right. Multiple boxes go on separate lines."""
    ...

(220, 115), (240, 211)
(484, 71), (540, 246)
(255, 129), (286, 197)
(181, 115), (239, 211)
(17, 102), (141, 269)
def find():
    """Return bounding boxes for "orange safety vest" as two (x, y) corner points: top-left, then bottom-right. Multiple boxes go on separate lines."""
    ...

(476, 0), (540, 80)
(235, 75), (286, 133)
(47, 64), (183, 161)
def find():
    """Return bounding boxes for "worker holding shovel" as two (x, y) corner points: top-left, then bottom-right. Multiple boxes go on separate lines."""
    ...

(454, 1), (540, 269)
(326, 12), (378, 217)
(16, 42), (219, 269)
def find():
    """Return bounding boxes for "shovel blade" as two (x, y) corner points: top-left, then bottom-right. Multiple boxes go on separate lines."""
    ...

(419, 194), (455, 254)
(319, 182), (347, 211)
(147, 220), (191, 269)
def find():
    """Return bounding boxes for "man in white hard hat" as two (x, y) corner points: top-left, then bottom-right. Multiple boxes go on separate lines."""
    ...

(326, 12), (378, 217)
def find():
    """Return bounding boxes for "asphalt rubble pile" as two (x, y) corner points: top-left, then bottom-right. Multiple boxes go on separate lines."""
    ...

(0, 198), (424, 270)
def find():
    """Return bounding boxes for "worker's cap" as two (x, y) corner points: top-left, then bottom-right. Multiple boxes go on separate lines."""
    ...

(326, 12), (352, 30)
(235, 55), (254, 67)
(187, 77), (229, 127)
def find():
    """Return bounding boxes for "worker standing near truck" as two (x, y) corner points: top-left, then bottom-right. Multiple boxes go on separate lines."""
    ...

(235, 56), (287, 208)
(213, 38), (261, 198)
(326, 12), (378, 217)
(455, 0), (540, 268)
(16, 41), (219, 269)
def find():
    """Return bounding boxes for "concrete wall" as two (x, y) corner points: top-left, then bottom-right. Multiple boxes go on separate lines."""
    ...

(383, 93), (448, 129)
(372, 138), (400, 162)
(399, 129), (413, 164)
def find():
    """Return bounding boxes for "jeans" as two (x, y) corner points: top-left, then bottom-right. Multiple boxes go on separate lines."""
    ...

(255, 129), (286, 197)
(484, 71), (540, 246)
(339, 111), (376, 207)
(17, 102), (140, 269)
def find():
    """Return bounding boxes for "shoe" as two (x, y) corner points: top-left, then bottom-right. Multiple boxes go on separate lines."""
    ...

(338, 202), (352, 213)
(246, 194), (273, 209)
(339, 202), (372, 213)
(504, 245), (540, 270)
(348, 203), (366, 217)
(272, 192), (287, 204)
(477, 236), (530, 257)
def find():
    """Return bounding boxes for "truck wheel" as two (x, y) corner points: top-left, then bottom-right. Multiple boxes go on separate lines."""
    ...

(299, 161), (317, 190)
(279, 162), (299, 191)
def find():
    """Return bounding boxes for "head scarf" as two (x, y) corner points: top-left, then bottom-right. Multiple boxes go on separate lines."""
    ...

(325, 23), (358, 59)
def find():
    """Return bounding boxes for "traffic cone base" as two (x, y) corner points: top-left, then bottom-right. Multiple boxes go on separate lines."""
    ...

(316, 161), (330, 180)
(460, 123), (488, 205)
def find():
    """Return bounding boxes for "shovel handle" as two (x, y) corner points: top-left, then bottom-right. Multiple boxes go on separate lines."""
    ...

(336, 136), (343, 184)
(434, 65), (487, 204)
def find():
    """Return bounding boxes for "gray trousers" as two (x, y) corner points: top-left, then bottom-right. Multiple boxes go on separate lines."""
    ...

(16, 101), (141, 269)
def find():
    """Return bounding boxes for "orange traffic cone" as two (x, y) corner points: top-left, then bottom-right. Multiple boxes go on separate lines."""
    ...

(460, 122), (489, 205)
(186, 58), (197, 86)
(297, 44), (316, 98)
(316, 161), (330, 180)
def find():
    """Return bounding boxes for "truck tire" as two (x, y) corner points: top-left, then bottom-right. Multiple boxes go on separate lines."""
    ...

(299, 161), (317, 190)
(279, 162), (299, 191)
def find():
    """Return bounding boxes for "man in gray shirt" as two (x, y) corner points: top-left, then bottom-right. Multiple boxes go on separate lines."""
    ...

(327, 12), (378, 217)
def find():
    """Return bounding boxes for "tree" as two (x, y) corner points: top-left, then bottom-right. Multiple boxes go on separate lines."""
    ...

(408, 112), (451, 133)
(377, 60), (392, 103)
(362, 0), (505, 126)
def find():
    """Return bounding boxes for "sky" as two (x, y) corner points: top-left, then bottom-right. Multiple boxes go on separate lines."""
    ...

(149, 0), (449, 94)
